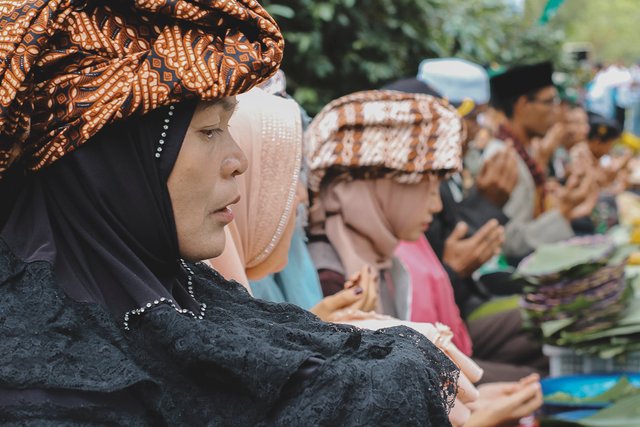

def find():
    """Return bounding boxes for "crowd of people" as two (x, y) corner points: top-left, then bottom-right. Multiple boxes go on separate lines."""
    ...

(0, 1), (637, 426)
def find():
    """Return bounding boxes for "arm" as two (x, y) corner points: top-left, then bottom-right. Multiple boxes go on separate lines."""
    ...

(502, 209), (574, 259)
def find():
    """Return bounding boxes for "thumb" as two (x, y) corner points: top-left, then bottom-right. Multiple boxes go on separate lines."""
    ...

(449, 222), (469, 241)
(323, 287), (363, 311)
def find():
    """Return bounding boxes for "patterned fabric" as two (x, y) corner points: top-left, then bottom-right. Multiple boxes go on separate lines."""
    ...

(304, 90), (464, 192)
(0, 0), (283, 178)
(497, 125), (547, 216)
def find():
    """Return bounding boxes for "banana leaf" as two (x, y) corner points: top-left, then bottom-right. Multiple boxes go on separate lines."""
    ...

(542, 394), (640, 427)
(517, 236), (615, 281)
(576, 394), (640, 426)
(542, 317), (577, 338)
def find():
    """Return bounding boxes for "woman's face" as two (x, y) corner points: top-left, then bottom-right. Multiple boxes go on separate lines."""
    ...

(384, 175), (442, 242)
(168, 97), (247, 261)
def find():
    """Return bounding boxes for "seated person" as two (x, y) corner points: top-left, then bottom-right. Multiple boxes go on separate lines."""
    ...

(485, 62), (597, 262)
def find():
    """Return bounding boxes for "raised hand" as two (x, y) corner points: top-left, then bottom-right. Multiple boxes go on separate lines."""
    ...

(556, 162), (599, 220)
(476, 143), (519, 207)
(532, 122), (568, 168)
(443, 220), (504, 278)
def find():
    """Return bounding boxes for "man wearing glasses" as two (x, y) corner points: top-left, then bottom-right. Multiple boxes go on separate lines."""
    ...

(482, 62), (597, 263)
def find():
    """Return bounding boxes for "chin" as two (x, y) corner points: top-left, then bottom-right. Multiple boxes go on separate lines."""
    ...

(399, 230), (423, 242)
(180, 233), (225, 262)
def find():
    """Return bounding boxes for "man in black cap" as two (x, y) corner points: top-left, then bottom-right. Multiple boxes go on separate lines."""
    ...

(484, 61), (597, 262)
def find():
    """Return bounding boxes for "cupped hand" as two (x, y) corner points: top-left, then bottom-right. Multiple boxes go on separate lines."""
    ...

(476, 142), (519, 207)
(310, 264), (379, 321)
(557, 163), (599, 220)
(465, 374), (543, 427)
(443, 220), (504, 278)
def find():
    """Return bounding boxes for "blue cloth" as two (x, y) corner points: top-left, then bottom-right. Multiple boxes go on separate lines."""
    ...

(250, 228), (323, 310)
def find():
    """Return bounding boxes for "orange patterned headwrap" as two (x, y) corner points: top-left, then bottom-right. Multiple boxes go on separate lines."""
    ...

(0, 0), (283, 178)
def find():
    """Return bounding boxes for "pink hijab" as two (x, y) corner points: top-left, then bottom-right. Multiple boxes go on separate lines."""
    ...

(209, 88), (302, 286)
(395, 235), (473, 356)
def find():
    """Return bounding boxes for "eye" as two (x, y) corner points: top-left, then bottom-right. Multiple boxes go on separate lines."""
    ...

(201, 128), (224, 140)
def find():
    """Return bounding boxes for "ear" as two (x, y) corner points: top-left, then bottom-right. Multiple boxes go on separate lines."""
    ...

(513, 95), (529, 118)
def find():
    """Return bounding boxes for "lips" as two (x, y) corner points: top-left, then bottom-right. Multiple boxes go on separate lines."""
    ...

(213, 195), (240, 223)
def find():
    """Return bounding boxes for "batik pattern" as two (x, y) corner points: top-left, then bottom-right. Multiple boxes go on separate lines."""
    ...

(304, 90), (464, 192)
(0, 0), (283, 177)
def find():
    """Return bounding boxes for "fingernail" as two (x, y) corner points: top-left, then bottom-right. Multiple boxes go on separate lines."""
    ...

(354, 287), (364, 295)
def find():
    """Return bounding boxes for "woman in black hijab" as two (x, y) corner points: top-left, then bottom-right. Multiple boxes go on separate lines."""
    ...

(0, 95), (462, 426)
(0, 2), (460, 425)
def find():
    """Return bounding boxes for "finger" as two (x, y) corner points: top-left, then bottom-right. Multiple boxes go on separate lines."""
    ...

(470, 219), (499, 242)
(361, 265), (379, 312)
(511, 384), (543, 419)
(323, 288), (365, 311)
(449, 398), (471, 427)
(366, 273), (379, 312)
(518, 373), (540, 387)
(344, 270), (361, 289)
(510, 382), (542, 407)
(494, 148), (511, 177)
(506, 149), (520, 184)
(456, 376), (479, 404)
(449, 222), (469, 241)
(444, 344), (484, 383)
(477, 160), (491, 185)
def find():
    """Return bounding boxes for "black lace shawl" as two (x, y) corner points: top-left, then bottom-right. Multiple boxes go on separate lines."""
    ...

(0, 240), (459, 426)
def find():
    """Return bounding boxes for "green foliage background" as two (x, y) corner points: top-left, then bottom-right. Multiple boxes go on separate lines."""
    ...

(525, 0), (640, 65)
(262, 0), (564, 114)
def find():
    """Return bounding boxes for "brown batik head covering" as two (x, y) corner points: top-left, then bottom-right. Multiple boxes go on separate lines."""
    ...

(0, 0), (284, 179)
(304, 90), (464, 192)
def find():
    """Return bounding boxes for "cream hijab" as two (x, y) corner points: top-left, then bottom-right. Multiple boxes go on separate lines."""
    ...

(209, 88), (302, 286)
(308, 178), (430, 277)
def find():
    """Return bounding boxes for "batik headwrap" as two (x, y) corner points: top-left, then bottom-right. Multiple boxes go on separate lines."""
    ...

(0, 0), (284, 178)
(304, 90), (464, 192)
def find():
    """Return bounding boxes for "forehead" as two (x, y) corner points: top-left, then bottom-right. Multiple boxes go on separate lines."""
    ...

(195, 96), (238, 114)
(536, 86), (557, 98)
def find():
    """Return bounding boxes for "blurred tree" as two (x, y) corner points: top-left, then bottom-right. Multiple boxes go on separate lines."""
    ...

(526, 0), (640, 65)
(263, 0), (564, 114)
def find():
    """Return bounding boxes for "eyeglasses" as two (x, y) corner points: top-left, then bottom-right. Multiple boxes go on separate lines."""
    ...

(529, 96), (560, 106)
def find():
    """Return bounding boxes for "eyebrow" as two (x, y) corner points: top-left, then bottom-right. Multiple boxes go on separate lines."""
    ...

(220, 98), (239, 112)
(200, 98), (238, 113)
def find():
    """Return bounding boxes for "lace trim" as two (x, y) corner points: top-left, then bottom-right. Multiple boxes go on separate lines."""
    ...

(123, 259), (206, 330)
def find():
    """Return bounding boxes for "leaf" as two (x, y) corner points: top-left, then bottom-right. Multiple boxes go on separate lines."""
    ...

(313, 3), (334, 22)
(541, 317), (576, 337)
(264, 4), (295, 19)
(579, 394), (640, 426)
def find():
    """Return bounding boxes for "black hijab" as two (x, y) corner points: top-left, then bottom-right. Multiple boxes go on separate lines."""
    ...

(1, 101), (199, 319)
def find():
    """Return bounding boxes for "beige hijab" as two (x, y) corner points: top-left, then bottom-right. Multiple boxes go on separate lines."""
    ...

(209, 88), (302, 285)
(306, 90), (464, 278)
(309, 178), (427, 277)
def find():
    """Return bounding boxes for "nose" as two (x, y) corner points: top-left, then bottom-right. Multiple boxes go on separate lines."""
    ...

(431, 193), (442, 214)
(430, 183), (443, 214)
(223, 133), (248, 178)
